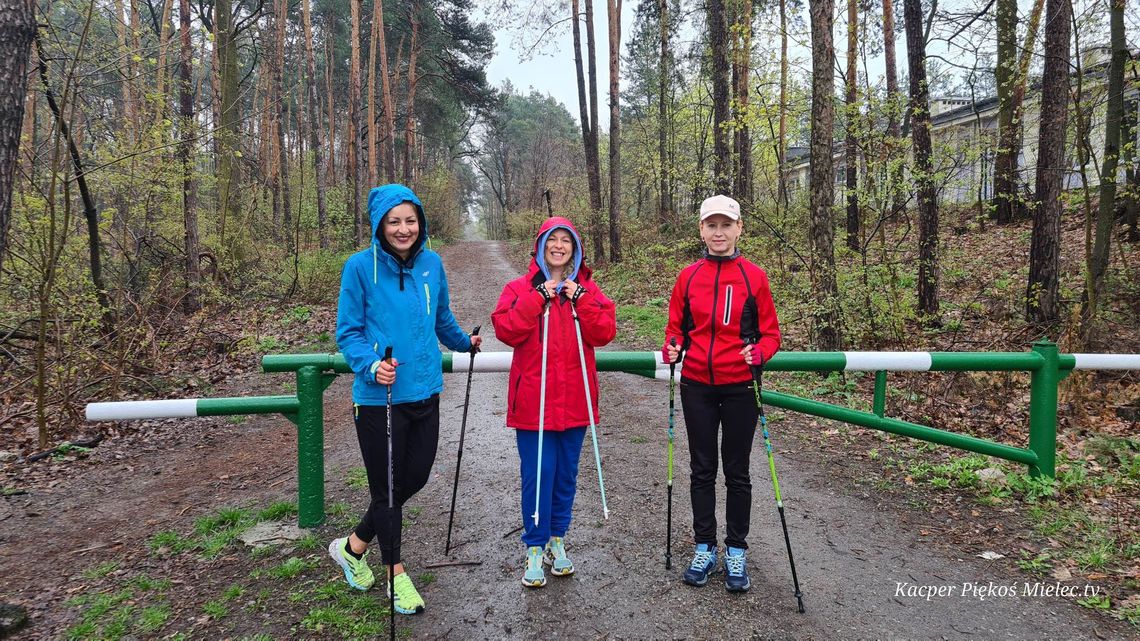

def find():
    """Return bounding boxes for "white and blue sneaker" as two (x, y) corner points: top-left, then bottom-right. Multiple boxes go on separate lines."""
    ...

(682, 543), (718, 587)
(544, 536), (575, 576)
(724, 546), (750, 592)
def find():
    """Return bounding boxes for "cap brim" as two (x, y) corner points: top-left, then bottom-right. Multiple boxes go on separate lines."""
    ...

(699, 210), (740, 221)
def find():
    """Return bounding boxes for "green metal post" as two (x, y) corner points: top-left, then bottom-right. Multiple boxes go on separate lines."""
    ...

(873, 371), (887, 417)
(296, 366), (325, 527)
(1028, 341), (1059, 478)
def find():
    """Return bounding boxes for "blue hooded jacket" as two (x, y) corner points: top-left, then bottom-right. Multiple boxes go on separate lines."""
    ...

(336, 184), (473, 405)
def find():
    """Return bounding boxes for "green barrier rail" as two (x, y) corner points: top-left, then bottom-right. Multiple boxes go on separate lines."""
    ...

(86, 341), (1140, 527)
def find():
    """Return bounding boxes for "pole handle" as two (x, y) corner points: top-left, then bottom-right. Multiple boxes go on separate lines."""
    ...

(383, 346), (393, 362)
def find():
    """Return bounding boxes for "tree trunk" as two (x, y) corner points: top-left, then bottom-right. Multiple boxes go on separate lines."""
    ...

(1026, 0), (1069, 324)
(215, 0), (241, 243)
(1084, 0), (1126, 325)
(709, 0), (730, 194)
(367, 0), (380, 186)
(152, 0), (174, 126)
(993, 0), (1018, 224)
(403, 8), (420, 186)
(35, 34), (112, 316)
(1122, 99), (1139, 243)
(325, 37), (336, 189)
(179, 0), (200, 310)
(573, 0), (604, 261)
(845, 0), (859, 250)
(0, 0), (35, 274)
(375, 0), (396, 182)
(882, 0), (904, 218)
(273, 0), (293, 243)
(904, 0), (939, 320)
(586, 0), (604, 260)
(349, 0), (364, 244)
(301, 0), (329, 249)
(732, 0), (752, 202)
(776, 0), (788, 212)
(809, 0), (841, 349)
(657, 0), (672, 229)
(607, 0), (622, 261)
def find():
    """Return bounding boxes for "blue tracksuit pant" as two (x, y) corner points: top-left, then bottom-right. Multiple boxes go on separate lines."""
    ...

(516, 426), (587, 548)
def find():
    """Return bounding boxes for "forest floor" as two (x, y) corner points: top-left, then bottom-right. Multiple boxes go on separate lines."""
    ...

(1, 230), (1138, 640)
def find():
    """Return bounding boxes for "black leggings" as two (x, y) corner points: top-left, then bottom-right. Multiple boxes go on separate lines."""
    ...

(680, 378), (759, 550)
(352, 396), (440, 565)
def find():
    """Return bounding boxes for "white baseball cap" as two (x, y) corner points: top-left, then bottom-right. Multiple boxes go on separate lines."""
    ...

(699, 194), (741, 221)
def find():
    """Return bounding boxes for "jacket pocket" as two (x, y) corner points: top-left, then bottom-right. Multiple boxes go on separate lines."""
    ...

(510, 371), (522, 413)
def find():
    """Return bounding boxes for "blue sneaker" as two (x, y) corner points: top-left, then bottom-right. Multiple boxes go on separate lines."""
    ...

(724, 546), (750, 592)
(682, 543), (718, 586)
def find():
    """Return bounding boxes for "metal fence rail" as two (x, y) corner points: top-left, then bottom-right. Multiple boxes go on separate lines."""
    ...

(84, 341), (1140, 527)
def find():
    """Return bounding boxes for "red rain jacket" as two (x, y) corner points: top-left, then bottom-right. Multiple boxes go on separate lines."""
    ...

(662, 253), (781, 386)
(491, 217), (617, 431)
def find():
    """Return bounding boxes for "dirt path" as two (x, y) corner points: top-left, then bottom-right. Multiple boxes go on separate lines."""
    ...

(1, 240), (1131, 640)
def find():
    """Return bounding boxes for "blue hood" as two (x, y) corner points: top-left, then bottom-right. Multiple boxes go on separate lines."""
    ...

(533, 216), (583, 290)
(370, 183), (427, 253)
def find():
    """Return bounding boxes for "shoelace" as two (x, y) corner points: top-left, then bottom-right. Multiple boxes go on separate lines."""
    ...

(689, 549), (714, 571)
(725, 554), (746, 577)
(392, 575), (412, 601)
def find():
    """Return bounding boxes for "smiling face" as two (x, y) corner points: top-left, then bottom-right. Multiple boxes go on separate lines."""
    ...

(700, 214), (743, 256)
(543, 228), (574, 275)
(382, 202), (420, 259)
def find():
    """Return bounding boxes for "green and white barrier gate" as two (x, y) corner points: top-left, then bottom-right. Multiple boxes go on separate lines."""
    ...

(85, 341), (1140, 527)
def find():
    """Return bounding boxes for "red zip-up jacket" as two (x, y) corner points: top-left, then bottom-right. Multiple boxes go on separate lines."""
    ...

(662, 252), (781, 386)
(492, 218), (617, 431)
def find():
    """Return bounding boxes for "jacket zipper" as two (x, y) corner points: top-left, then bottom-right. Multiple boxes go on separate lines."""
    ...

(708, 261), (722, 385)
(424, 283), (431, 315)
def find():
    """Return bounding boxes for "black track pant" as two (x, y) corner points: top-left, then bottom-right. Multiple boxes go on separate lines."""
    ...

(352, 396), (440, 565)
(680, 377), (758, 550)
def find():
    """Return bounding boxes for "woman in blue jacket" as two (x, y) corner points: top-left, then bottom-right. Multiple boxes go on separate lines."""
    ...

(329, 184), (481, 615)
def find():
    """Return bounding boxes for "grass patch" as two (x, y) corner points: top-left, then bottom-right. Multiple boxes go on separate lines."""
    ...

(82, 561), (119, 579)
(203, 600), (229, 620)
(257, 501), (298, 521)
(64, 574), (172, 640)
(300, 578), (393, 640)
(615, 299), (667, 343)
(297, 533), (322, 550)
(346, 467), (369, 489)
(267, 557), (312, 579)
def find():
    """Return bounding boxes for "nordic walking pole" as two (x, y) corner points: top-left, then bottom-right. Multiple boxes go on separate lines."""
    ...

(382, 346), (396, 640)
(748, 338), (805, 613)
(445, 325), (481, 556)
(665, 337), (678, 570)
(570, 300), (608, 519)
(533, 300), (551, 526)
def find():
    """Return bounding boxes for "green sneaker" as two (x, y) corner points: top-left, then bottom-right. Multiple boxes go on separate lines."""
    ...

(521, 545), (546, 587)
(328, 537), (374, 591)
(388, 572), (425, 614)
(544, 537), (574, 576)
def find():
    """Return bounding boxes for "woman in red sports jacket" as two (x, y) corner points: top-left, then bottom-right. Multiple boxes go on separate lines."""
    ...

(662, 194), (781, 593)
(491, 216), (616, 588)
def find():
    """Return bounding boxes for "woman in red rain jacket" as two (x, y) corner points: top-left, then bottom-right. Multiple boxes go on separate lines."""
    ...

(662, 194), (781, 593)
(491, 216), (616, 588)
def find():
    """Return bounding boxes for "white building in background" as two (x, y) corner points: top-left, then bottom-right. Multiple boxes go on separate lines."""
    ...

(784, 47), (1138, 208)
